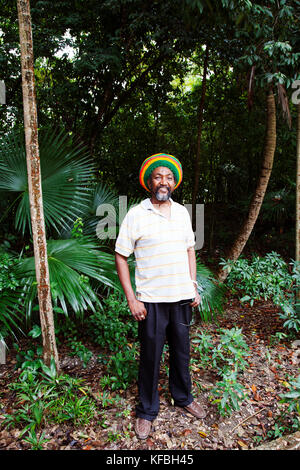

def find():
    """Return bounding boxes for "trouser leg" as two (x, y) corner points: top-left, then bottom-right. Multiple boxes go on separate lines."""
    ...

(135, 302), (168, 421)
(135, 300), (194, 420)
(167, 300), (194, 407)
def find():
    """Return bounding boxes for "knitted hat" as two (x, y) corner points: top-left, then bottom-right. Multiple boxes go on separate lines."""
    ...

(139, 153), (183, 192)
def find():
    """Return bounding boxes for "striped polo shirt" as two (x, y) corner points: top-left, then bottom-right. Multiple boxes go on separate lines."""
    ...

(115, 198), (196, 303)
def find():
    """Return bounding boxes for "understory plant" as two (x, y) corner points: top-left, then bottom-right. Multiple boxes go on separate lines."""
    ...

(192, 326), (250, 416)
(87, 292), (138, 352)
(220, 252), (300, 333)
(99, 345), (139, 391)
(2, 354), (97, 448)
(196, 256), (226, 322)
(0, 249), (24, 341)
(279, 374), (300, 430)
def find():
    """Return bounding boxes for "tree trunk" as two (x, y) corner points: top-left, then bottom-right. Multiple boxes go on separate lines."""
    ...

(217, 88), (277, 282)
(192, 46), (209, 231)
(17, 0), (59, 370)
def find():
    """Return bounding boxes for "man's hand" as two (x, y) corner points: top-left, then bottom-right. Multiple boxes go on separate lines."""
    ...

(128, 298), (148, 321)
(187, 248), (201, 309)
(190, 291), (201, 308)
(115, 253), (147, 322)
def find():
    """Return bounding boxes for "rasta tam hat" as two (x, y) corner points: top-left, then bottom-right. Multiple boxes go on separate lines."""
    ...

(139, 153), (183, 192)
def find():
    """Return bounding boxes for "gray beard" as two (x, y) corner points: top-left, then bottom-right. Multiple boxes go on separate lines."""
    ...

(155, 187), (171, 201)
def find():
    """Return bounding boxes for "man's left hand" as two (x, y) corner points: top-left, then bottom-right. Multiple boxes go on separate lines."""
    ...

(190, 292), (201, 308)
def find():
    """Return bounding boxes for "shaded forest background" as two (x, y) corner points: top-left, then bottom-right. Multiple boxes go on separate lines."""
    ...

(0, 0), (299, 262)
(0, 0), (299, 452)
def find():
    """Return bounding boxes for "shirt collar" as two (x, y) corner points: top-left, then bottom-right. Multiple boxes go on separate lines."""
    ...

(141, 197), (174, 216)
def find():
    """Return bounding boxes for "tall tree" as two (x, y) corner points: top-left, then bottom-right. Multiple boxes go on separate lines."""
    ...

(192, 45), (209, 231)
(17, 0), (59, 369)
(216, 0), (299, 281)
(217, 88), (277, 282)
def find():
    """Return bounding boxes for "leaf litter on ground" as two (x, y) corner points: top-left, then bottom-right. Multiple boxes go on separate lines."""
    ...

(0, 297), (299, 450)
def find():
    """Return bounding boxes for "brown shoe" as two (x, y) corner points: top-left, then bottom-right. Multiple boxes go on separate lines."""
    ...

(183, 401), (207, 419)
(135, 418), (152, 439)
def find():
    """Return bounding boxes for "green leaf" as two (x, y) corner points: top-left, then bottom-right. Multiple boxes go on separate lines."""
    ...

(28, 325), (42, 338)
(0, 128), (95, 235)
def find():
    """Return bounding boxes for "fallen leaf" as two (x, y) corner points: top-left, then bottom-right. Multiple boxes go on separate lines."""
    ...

(182, 429), (192, 436)
(238, 440), (248, 449)
(280, 381), (290, 388)
(198, 431), (207, 438)
(254, 392), (261, 401)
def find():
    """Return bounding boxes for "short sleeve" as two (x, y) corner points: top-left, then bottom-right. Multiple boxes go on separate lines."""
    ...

(184, 208), (195, 249)
(115, 211), (136, 257)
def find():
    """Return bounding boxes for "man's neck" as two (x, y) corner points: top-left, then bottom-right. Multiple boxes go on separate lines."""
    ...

(150, 197), (171, 208)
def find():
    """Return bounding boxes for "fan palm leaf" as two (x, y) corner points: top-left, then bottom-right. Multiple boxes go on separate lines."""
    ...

(0, 251), (25, 341)
(0, 128), (94, 235)
(59, 181), (120, 239)
(15, 237), (122, 318)
(58, 182), (142, 244)
(0, 290), (24, 341)
(196, 256), (226, 322)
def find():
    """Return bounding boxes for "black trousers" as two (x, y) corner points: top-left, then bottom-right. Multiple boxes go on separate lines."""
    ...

(135, 300), (194, 421)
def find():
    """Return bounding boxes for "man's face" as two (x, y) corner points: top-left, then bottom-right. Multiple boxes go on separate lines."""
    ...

(148, 166), (176, 201)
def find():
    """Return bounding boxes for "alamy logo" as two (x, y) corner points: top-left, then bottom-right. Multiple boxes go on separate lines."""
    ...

(0, 339), (6, 365)
(96, 196), (204, 250)
(0, 81), (5, 105)
(291, 80), (300, 105)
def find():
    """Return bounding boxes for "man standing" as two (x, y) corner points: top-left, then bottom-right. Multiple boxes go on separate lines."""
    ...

(115, 153), (206, 440)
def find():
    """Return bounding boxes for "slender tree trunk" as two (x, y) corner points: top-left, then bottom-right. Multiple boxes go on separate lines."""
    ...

(17, 0), (59, 370)
(296, 103), (300, 302)
(217, 88), (277, 282)
(192, 46), (209, 230)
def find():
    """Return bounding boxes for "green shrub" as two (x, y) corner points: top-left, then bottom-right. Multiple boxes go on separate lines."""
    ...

(280, 374), (300, 428)
(68, 339), (93, 368)
(192, 326), (249, 375)
(3, 356), (97, 448)
(220, 253), (300, 333)
(210, 370), (249, 417)
(220, 252), (292, 304)
(87, 293), (138, 352)
(192, 327), (249, 416)
(104, 345), (139, 391)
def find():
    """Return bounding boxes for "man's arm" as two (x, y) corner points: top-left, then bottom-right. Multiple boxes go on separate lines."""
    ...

(187, 247), (201, 308)
(115, 252), (147, 321)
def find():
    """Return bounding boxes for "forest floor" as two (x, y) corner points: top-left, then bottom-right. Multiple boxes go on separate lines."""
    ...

(0, 297), (299, 451)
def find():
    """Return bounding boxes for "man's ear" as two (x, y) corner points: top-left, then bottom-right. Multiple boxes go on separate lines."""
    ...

(147, 177), (152, 190)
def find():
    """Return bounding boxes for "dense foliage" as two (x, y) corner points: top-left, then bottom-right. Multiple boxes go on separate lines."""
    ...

(0, 0), (299, 450)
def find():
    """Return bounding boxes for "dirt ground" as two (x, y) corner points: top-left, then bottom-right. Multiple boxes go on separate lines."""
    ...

(0, 297), (299, 451)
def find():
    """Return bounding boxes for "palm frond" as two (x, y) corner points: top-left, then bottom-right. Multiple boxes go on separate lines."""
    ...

(0, 290), (24, 340)
(196, 256), (226, 322)
(58, 184), (142, 243)
(0, 250), (25, 340)
(0, 128), (95, 235)
(15, 237), (122, 318)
